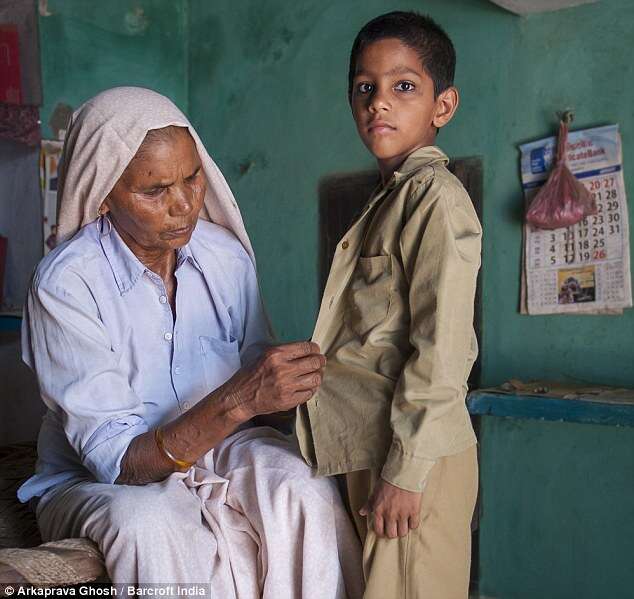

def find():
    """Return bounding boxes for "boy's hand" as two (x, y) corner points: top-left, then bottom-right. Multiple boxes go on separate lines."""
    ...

(359, 479), (422, 539)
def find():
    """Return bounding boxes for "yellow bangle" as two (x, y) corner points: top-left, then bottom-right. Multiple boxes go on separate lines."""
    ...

(154, 427), (194, 471)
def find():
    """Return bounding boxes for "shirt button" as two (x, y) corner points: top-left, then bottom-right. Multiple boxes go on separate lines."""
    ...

(341, 240), (349, 250)
(328, 296), (334, 309)
(164, 332), (173, 342)
(183, 402), (191, 410)
(159, 295), (167, 304)
(174, 366), (181, 375)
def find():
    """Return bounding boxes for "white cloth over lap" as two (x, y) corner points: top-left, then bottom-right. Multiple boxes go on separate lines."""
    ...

(37, 428), (364, 599)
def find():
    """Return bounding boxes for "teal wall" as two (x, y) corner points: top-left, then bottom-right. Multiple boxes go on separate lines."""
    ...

(478, 416), (634, 599)
(39, 0), (188, 139)
(40, 0), (634, 387)
(36, 2), (634, 597)
(188, 0), (634, 387)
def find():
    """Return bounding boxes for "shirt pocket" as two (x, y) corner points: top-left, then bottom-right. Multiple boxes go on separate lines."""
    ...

(345, 254), (393, 337)
(199, 336), (241, 393)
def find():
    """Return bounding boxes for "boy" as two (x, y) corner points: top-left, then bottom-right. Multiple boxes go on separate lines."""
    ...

(296, 11), (481, 599)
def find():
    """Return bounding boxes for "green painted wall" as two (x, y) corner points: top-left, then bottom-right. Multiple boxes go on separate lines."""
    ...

(40, 0), (634, 386)
(186, 8), (634, 596)
(188, 0), (634, 387)
(39, 0), (188, 139)
(36, 2), (634, 597)
(478, 416), (634, 599)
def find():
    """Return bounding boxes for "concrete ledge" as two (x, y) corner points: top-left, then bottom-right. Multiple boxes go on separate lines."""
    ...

(467, 389), (634, 427)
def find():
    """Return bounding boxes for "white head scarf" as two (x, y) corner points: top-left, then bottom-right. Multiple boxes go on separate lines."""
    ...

(56, 86), (254, 263)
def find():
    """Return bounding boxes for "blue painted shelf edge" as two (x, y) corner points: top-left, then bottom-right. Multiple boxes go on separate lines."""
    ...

(467, 391), (634, 427)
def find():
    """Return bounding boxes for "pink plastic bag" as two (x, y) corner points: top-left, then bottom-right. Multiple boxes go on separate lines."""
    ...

(526, 120), (597, 229)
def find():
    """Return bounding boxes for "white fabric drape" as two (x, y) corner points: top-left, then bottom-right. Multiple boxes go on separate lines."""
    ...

(55, 86), (254, 264)
(37, 428), (364, 598)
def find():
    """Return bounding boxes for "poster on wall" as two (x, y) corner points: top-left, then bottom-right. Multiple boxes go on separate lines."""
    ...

(520, 124), (632, 315)
(0, 24), (22, 103)
(0, 0), (42, 106)
(40, 140), (63, 254)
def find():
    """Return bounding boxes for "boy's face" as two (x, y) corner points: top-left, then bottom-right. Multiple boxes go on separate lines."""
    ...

(350, 38), (458, 178)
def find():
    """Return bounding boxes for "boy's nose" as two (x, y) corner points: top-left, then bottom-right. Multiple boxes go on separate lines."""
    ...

(368, 89), (391, 113)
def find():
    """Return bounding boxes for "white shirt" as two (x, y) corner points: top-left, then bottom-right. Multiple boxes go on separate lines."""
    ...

(19, 217), (270, 501)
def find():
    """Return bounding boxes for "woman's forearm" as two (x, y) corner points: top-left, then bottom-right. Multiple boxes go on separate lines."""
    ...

(116, 342), (324, 485)
(116, 387), (244, 485)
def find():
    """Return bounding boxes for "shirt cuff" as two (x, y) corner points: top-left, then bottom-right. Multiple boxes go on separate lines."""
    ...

(81, 417), (148, 484)
(381, 440), (437, 492)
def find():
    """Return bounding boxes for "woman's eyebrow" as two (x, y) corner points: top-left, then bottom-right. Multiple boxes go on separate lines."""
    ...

(144, 178), (173, 187)
(136, 164), (201, 189)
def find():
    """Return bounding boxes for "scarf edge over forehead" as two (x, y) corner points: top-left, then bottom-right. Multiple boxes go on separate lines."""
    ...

(56, 86), (255, 265)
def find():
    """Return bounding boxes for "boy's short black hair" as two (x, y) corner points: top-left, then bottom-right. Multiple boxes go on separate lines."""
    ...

(348, 11), (456, 101)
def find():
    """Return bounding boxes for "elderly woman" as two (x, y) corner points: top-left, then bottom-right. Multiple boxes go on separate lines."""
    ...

(18, 87), (362, 598)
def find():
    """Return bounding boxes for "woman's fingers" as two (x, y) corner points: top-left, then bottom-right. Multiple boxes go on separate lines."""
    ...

(290, 389), (315, 406)
(271, 341), (321, 361)
(236, 341), (326, 415)
(280, 382), (320, 410)
(292, 371), (323, 392)
(288, 354), (327, 376)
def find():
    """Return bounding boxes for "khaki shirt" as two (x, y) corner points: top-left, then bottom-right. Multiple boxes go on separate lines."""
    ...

(296, 146), (481, 492)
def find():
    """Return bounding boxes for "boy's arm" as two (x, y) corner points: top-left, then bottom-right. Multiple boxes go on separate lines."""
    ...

(381, 176), (481, 492)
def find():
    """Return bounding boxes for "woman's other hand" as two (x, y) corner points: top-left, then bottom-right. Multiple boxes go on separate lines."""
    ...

(225, 342), (326, 422)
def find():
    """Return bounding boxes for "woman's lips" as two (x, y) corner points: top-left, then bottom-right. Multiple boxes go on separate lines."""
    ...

(163, 224), (193, 238)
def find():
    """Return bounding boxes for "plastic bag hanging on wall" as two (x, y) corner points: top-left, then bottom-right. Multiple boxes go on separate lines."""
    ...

(525, 114), (597, 229)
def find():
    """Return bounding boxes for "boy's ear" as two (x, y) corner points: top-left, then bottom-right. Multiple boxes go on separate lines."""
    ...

(432, 86), (459, 129)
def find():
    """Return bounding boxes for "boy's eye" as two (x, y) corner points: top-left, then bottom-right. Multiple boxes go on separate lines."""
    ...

(394, 81), (415, 92)
(357, 82), (374, 94)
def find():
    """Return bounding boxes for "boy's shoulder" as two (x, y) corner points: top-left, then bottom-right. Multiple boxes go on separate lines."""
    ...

(402, 157), (473, 216)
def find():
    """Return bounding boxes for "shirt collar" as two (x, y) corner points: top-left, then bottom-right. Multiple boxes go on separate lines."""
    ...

(177, 240), (203, 273)
(99, 217), (202, 295)
(388, 145), (449, 189)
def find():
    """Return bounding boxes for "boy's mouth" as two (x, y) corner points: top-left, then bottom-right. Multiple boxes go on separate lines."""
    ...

(367, 120), (396, 135)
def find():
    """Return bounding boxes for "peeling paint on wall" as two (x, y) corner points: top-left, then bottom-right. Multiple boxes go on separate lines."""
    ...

(38, 1), (188, 139)
(124, 7), (149, 36)
(38, 0), (52, 18)
(233, 152), (269, 178)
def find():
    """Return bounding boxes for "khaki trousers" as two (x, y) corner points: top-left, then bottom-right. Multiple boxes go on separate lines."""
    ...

(345, 445), (478, 599)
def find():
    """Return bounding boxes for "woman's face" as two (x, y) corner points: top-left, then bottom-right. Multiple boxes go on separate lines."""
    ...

(103, 127), (206, 253)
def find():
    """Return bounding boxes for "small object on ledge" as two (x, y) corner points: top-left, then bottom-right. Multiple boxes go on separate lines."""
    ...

(468, 380), (634, 427)
(491, 379), (634, 405)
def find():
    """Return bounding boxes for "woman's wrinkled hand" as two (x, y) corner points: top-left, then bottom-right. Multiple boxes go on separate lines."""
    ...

(224, 341), (326, 422)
